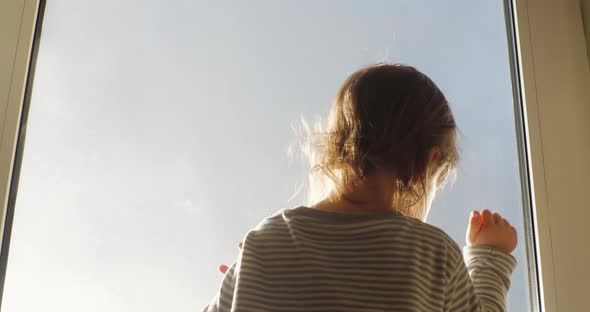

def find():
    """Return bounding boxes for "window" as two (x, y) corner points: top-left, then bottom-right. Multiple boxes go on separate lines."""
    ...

(1, 0), (538, 311)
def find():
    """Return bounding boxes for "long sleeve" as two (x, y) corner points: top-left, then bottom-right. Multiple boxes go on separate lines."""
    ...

(445, 245), (517, 311)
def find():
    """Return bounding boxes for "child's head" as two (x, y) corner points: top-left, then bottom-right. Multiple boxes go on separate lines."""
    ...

(306, 62), (459, 219)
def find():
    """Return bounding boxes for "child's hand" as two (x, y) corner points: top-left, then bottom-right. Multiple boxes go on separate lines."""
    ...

(218, 242), (243, 274)
(466, 209), (517, 254)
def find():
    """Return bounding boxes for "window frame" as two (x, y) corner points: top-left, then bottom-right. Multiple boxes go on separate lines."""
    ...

(0, 0), (44, 308)
(1, 0), (589, 310)
(510, 0), (590, 311)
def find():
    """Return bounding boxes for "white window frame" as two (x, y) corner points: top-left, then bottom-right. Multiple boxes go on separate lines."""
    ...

(512, 0), (590, 311)
(0, 0), (588, 311)
(0, 0), (43, 307)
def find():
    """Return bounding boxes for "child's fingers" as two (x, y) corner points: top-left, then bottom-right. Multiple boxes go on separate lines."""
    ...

(466, 210), (482, 244)
(481, 209), (493, 226)
(492, 212), (502, 225)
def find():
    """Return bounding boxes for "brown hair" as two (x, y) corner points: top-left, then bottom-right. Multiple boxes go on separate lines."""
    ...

(301, 63), (459, 218)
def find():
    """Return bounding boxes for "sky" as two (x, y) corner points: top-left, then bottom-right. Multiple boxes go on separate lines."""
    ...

(2, 0), (532, 311)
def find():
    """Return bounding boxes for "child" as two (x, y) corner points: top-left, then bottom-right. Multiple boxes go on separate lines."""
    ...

(204, 63), (517, 311)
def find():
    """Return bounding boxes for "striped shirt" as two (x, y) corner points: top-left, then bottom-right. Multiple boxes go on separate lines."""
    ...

(204, 206), (516, 311)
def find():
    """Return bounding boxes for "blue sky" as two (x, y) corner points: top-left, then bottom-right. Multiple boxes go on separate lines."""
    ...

(3, 0), (531, 311)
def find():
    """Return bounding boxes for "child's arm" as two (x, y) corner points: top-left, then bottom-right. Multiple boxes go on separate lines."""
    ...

(445, 210), (518, 311)
(445, 246), (516, 311)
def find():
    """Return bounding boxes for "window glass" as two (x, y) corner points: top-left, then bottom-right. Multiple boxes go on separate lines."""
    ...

(3, 1), (533, 311)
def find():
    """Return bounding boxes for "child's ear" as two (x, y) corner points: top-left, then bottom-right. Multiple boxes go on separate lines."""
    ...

(428, 147), (440, 163)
